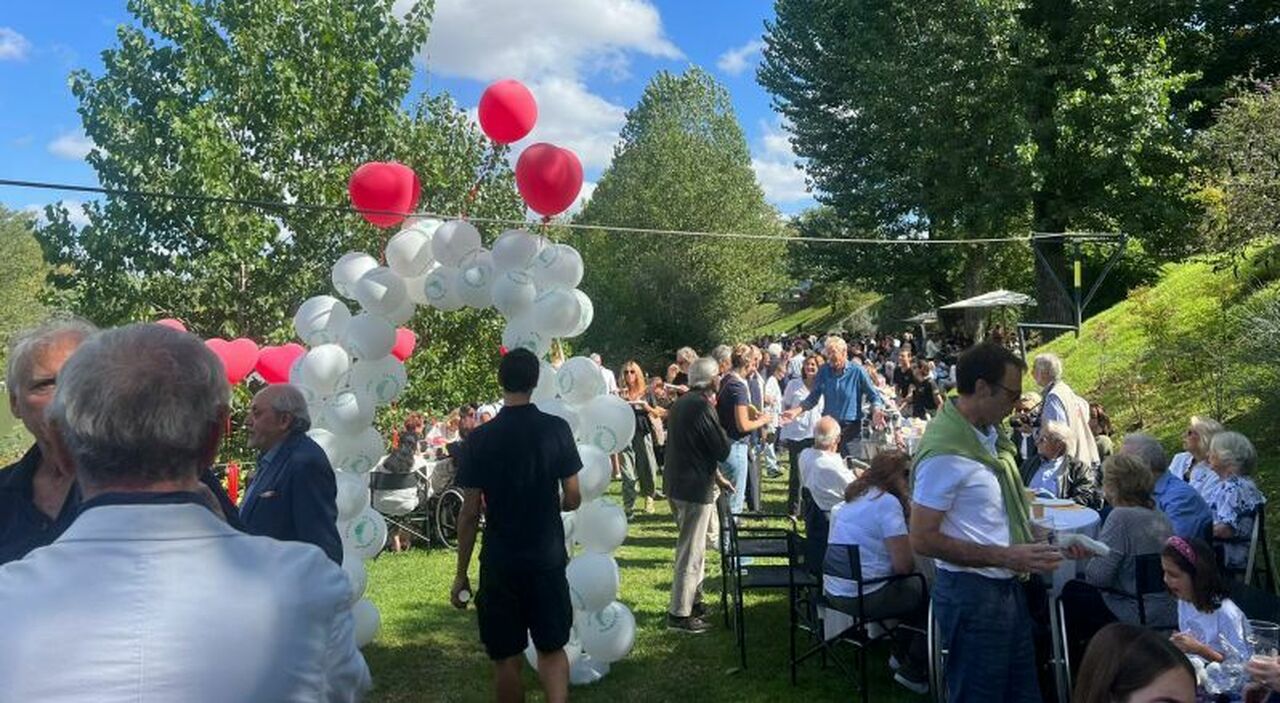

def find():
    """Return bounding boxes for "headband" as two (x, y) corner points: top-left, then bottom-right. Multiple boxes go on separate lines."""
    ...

(1167, 536), (1197, 567)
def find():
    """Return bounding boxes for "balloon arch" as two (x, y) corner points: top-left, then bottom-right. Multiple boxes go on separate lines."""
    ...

(190, 80), (635, 684)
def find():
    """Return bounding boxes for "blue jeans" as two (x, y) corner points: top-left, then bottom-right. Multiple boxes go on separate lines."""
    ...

(933, 570), (1042, 703)
(718, 439), (750, 514)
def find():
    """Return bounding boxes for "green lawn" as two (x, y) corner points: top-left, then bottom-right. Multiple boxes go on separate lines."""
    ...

(361, 468), (924, 703)
(743, 292), (882, 338)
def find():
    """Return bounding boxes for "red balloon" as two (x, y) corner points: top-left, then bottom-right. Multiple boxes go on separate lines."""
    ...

(391, 328), (417, 362)
(205, 338), (260, 385)
(155, 318), (187, 332)
(256, 343), (306, 384)
(348, 161), (421, 228)
(478, 79), (538, 144)
(515, 143), (583, 217)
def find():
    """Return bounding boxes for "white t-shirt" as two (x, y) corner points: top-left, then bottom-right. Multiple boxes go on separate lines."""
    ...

(1168, 451), (1193, 481)
(763, 376), (783, 429)
(1178, 598), (1249, 659)
(912, 425), (1014, 579)
(780, 378), (823, 442)
(825, 489), (908, 597)
(801, 448), (854, 513)
(600, 366), (618, 394)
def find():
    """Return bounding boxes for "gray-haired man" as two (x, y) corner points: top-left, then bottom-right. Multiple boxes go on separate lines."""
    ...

(240, 384), (342, 563)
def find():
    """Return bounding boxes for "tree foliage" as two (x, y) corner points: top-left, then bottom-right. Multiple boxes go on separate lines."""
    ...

(759, 0), (1202, 324)
(0, 207), (49, 356)
(571, 68), (787, 364)
(37, 0), (519, 415)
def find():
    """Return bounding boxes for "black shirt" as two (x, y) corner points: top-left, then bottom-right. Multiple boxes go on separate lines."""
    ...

(893, 366), (914, 399)
(663, 392), (731, 504)
(910, 377), (941, 419)
(456, 403), (582, 570)
(716, 374), (751, 441)
(0, 445), (81, 566)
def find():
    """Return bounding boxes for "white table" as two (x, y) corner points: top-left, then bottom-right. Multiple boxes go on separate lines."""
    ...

(1042, 504), (1102, 596)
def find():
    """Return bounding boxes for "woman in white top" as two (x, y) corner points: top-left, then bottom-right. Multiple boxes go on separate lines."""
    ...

(781, 354), (823, 517)
(825, 450), (929, 693)
(1167, 415), (1223, 495)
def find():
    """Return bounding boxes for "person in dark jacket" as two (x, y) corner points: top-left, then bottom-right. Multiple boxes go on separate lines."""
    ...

(1020, 420), (1102, 509)
(239, 384), (342, 564)
(663, 356), (734, 633)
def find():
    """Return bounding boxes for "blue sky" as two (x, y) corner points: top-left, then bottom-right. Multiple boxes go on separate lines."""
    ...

(0, 0), (814, 225)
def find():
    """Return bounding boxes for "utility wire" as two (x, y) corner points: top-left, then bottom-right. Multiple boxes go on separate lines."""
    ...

(0, 177), (1122, 246)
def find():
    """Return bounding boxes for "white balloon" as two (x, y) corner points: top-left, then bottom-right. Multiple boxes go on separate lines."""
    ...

(348, 356), (408, 405)
(532, 361), (558, 404)
(343, 312), (396, 360)
(307, 428), (343, 466)
(403, 262), (440, 306)
(531, 288), (582, 338)
(294, 296), (351, 346)
(335, 470), (371, 521)
(299, 344), (351, 396)
(422, 266), (465, 312)
(333, 426), (387, 474)
(566, 290), (594, 338)
(352, 598), (381, 647)
(566, 552), (619, 612)
(325, 391), (377, 436)
(380, 293), (418, 326)
(531, 243), (584, 290)
(574, 498), (628, 553)
(579, 602), (636, 664)
(342, 550), (368, 606)
(343, 507), (388, 561)
(524, 630), (583, 672)
(332, 252), (379, 300)
(431, 219), (482, 267)
(569, 655), (610, 686)
(491, 269), (537, 319)
(580, 394), (637, 455)
(502, 316), (552, 358)
(353, 266), (408, 318)
(385, 219), (439, 278)
(556, 356), (606, 406)
(492, 229), (545, 272)
(562, 511), (576, 556)
(540, 399), (581, 437)
(457, 249), (495, 309)
(575, 445), (612, 503)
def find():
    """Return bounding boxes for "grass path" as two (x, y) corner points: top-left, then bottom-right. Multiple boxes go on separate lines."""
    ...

(362, 466), (923, 702)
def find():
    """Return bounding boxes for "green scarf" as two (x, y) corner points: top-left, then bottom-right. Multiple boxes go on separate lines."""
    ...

(912, 399), (1032, 545)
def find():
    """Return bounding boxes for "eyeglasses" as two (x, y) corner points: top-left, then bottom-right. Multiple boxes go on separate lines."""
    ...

(990, 381), (1022, 401)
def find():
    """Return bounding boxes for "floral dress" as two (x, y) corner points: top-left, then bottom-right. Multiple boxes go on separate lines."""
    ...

(1204, 475), (1266, 570)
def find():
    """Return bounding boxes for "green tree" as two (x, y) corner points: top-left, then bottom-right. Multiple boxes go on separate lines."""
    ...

(759, 0), (1199, 326)
(0, 207), (49, 355)
(38, 0), (519, 417)
(572, 68), (786, 363)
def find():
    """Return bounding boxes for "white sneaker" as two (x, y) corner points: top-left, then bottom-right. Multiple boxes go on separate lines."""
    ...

(894, 671), (930, 695)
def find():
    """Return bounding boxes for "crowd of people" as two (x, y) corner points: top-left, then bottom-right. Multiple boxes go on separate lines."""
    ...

(1, 316), (1276, 702)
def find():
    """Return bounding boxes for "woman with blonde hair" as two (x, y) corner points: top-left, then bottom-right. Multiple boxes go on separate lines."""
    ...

(1168, 415), (1222, 492)
(618, 360), (665, 516)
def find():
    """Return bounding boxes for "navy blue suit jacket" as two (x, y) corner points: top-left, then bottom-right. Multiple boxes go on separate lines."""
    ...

(239, 431), (342, 564)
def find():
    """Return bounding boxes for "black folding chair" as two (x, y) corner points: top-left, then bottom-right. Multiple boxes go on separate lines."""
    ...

(1214, 508), (1278, 593)
(791, 542), (927, 702)
(718, 510), (796, 627)
(723, 514), (815, 669)
(1230, 579), (1280, 623)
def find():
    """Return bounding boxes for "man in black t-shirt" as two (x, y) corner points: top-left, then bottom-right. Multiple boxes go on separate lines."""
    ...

(451, 348), (582, 703)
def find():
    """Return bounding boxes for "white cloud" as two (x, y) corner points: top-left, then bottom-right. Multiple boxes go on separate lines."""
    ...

(566, 180), (598, 216)
(0, 28), (31, 61)
(47, 130), (94, 160)
(404, 0), (681, 171)
(716, 39), (764, 77)
(751, 119), (812, 207)
(23, 200), (90, 229)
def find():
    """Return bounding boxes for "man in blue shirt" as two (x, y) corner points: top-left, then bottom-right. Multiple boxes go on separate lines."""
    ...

(782, 335), (884, 458)
(1121, 433), (1212, 540)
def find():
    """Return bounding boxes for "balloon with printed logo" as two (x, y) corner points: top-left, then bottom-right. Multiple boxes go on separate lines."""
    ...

(501, 315), (551, 358)
(531, 242), (584, 290)
(575, 445), (612, 503)
(335, 470), (371, 521)
(307, 428), (342, 466)
(573, 498), (627, 553)
(531, 287), (582, 338)
(556, 356), (606, 406)
(491, 269), (537, 319)
(325, 390), (377, 436)
(331, 253), (380, 300)
(421, 266), (465, 312)
(385, 219), (439, 278)
(343, 550), (368, 606)
(431, 220), (482, 268)
(343, 312), (396, 360)
(566, 552), (619, 612)
(457, 249), (495, 309)
(347, 355), (408, 405)
(579, 602), (636, 664)
(298, 344), (351, 396)
(566, 290), (594, 338)
(352, 598), (381, 646)
(333, 426), (386, 474)
(478, 79), (538, 144)
(348, 161), (419, 228)
(343, 507), (388, 561)
(353, 267), (408, 318)
(492, 229), (544, 272)
(540, 399), (581, 437)
(294, 296), (352, 347)
(580, 394), (635, 454)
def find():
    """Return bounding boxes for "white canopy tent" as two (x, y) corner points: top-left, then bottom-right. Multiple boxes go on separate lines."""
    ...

(938, 289), (1036, 310)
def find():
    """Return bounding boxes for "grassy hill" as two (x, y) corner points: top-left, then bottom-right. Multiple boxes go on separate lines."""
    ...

(743, 291), (882, 338)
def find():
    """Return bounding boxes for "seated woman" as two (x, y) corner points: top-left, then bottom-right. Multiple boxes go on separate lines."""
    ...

(1203, 431), (1266, 572)
(1089, 402), (1115, 460)
(1019, 421), (1102, 509)
(1168, 415), (1223, 491)
(824, 450), (928, 695)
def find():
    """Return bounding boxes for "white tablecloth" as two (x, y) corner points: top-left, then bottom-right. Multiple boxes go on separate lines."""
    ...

(1044, 505), (1101, 595)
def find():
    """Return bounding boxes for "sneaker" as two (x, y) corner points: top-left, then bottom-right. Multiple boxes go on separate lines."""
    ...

(667, 613), (713, 633)
(691, 601), (707, 619)
(645, 496), (655, 514)
(894, 669), (930, 695)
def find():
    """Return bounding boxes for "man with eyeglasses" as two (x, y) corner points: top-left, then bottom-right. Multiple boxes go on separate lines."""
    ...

(909, 342), (1088, 702)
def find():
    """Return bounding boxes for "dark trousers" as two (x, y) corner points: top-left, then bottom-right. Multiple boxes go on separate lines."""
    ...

(745, 442), (762, 512)
(1058, 579), (1119, 682)
(837, 419), (864, 459)
(933, 570), (1042, 703)
(785, 438), (813, 516)
(828, 577), (929, 675)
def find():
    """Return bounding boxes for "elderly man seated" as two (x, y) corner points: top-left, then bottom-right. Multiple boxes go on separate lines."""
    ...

(1019, 420), (1102, 509)
(799, 416), (856, 514)
(0, 324), (369, 702)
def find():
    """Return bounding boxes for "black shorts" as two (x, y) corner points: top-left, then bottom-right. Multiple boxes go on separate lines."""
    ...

(476, 560), (572, 661)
